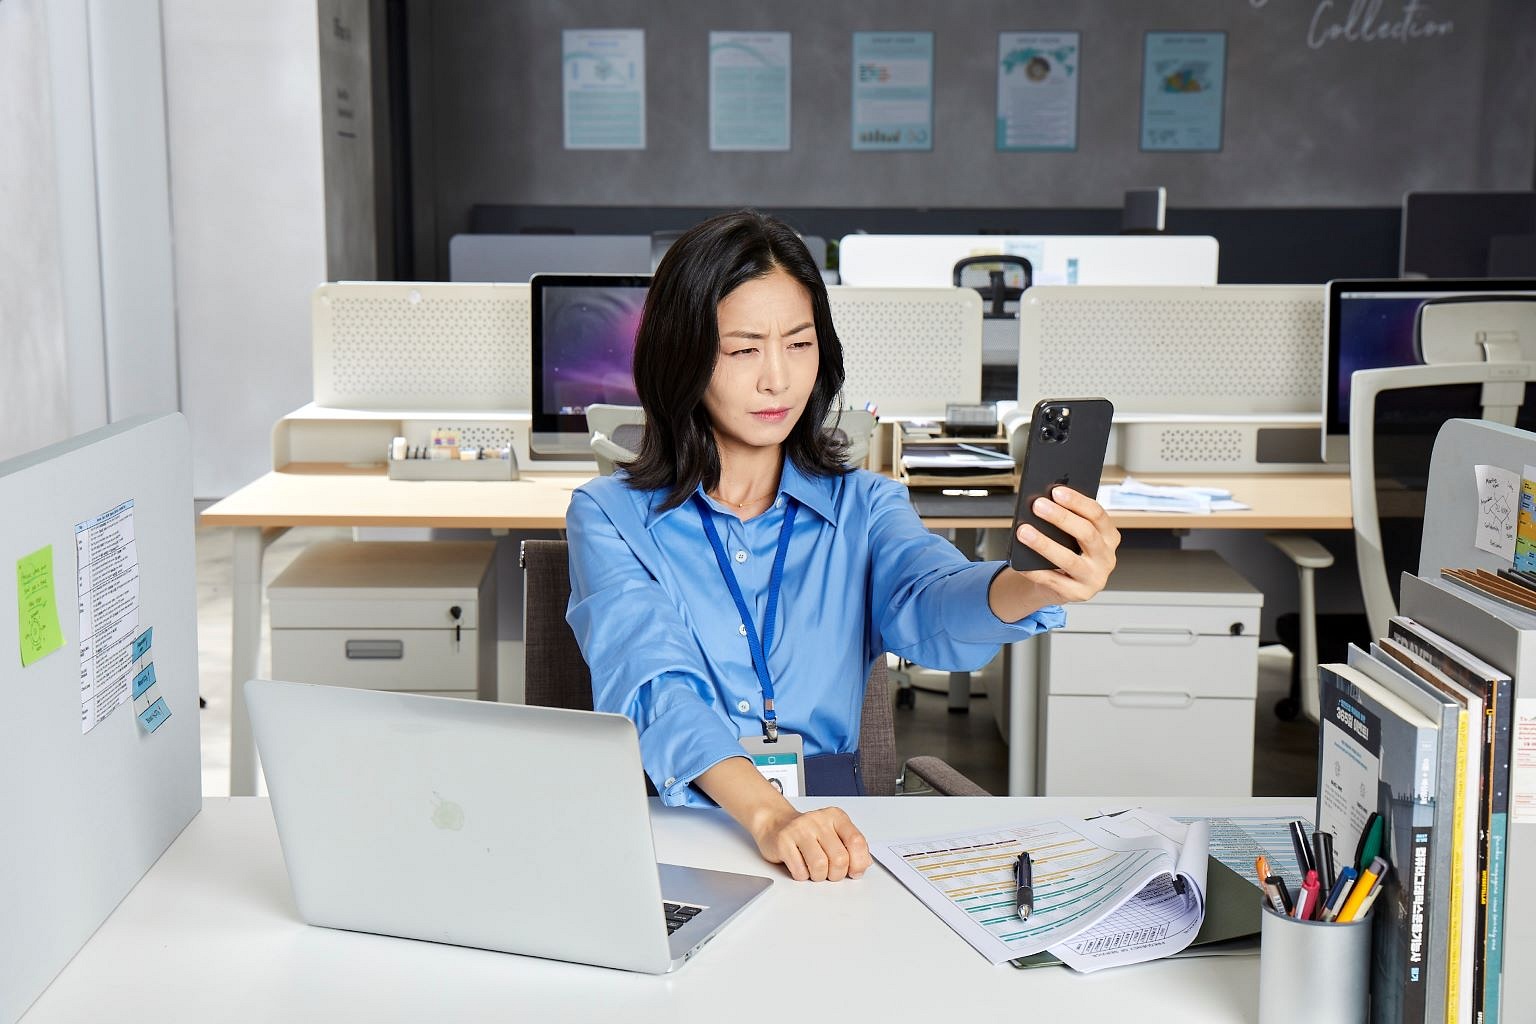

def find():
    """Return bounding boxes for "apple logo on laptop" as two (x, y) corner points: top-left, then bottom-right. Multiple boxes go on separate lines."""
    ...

(430, 791), (465, 831)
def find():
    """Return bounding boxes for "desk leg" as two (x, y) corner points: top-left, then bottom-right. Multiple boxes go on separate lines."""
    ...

(1007, 637), (1039, 795)
(229, 526), (283, 796)
(947, 527), (981, 712)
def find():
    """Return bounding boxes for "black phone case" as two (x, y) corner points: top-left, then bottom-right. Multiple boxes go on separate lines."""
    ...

(1009, 398), (1114, 573)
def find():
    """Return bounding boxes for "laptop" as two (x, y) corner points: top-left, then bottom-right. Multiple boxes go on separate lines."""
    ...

(244, 678), (772, 974)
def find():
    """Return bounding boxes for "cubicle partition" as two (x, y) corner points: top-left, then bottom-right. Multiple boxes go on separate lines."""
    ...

(837, 234), (1220, 288)
(0, 415), (202, 1022)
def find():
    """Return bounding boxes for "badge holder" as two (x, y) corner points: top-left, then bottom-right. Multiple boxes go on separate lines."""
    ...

(740, 732), (806, 798)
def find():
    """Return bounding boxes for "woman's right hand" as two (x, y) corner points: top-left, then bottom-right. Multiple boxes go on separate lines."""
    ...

(747, 803), (872, 882)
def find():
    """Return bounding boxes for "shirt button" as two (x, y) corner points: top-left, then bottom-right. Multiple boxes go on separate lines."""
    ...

(664, 777), (676, 788)
(738, 623), (748, 636)
(734, 549), (748, 563)
(775, 496), (784, 509)
(737, 699), (751, 714)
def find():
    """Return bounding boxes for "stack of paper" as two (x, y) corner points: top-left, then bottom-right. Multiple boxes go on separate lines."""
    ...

(1097, 476), (1249, 514)
(874, 810), (1211, 972)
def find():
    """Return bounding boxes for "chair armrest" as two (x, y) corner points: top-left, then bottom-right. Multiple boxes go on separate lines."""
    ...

(903, 756), (991, 797)
(1264, 533), (1334, 570)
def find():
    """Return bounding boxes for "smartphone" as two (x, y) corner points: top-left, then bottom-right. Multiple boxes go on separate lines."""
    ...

(1009, 398), (1114, 572)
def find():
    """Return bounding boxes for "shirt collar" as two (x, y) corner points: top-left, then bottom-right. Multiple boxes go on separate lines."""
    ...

(641, 457), (841, 530)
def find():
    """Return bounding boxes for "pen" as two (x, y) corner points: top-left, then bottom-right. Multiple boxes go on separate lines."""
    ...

(1321, 865), (1358, 922)
(1015, 850), (1034, 921)
(1266, 874), (1294, 916)
(1313, 831), (1336, 891)
(1354, 813), (1384, 871)
(1261, 877), (1288, 915)
(1350, 878), (1385, 922)
(1294, 870), (1321, 921)
(1337, 856), (1388, 923)
(1255, 855), (1272, 885)
(1289, 820), (1315, 877)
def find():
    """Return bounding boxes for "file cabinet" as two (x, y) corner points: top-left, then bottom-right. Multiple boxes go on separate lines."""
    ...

(1038, 548), (1261, 796)
(269, 541), (497, 701)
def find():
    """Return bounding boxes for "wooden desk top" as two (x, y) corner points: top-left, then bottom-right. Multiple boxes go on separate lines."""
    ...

(199, 464), (1352, 532)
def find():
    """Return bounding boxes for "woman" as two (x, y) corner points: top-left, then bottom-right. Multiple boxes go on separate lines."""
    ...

(567, 211), (1119, 882)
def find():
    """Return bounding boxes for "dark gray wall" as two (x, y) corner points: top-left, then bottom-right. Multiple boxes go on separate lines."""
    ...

(404, 0), (1536, 277)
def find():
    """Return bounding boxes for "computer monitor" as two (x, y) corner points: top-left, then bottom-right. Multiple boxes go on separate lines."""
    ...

(1401, 191), (1536, 278)
(1322, 278), (1536, 461)
(529, 273), (650, 460)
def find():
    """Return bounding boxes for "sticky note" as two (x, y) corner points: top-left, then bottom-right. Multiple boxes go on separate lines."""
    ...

(17, 545), (65, 667)
(131, 662), (157, 700)
(137, 697), (171, 733)
(132, 627), (153, 661)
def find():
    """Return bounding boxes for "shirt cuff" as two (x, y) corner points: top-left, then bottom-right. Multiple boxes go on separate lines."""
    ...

(638, 698), (750, 807)
(939, 561), (1067, 644)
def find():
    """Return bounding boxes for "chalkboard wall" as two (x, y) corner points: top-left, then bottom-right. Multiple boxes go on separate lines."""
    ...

(401, 0), (1536, 279)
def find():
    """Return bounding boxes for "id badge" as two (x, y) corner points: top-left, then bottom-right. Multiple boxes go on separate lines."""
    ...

(740, 732), (806, 799)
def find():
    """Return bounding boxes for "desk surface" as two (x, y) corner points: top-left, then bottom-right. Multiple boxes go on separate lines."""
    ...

(25, 796), (1307, 1023)
(200, 464), (1351, 532)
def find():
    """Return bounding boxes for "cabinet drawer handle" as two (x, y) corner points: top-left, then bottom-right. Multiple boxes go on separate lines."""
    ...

(346, 639), (404, 660)
(1108, 691), (1195, 709)
(1108, 627), (1198, 647)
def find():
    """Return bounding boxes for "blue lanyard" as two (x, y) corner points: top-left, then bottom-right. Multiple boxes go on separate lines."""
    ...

(692, 493), (798, 741)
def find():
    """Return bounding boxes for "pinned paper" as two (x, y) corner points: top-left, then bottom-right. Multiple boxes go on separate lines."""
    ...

(132, 627), (153, 661)
(17, 545), (65, 667)
(1476, 465), (1519, 560)
(131, 662), (157, 700)
(76, 500), (140, 733)
(137, 697), (170, 733)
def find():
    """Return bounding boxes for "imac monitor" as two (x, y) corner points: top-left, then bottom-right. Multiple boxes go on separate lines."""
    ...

(530, 273), (650, 460)
(1323, 278), (1536, 462)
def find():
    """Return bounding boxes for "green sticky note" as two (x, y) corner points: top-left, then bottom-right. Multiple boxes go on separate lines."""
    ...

(17, 545), (65, 667)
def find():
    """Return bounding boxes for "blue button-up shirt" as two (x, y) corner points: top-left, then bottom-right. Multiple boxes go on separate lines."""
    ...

(565, 459), (1064, 806)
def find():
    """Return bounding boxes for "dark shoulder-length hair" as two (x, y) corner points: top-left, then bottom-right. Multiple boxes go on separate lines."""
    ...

(625, 209), (847, 509)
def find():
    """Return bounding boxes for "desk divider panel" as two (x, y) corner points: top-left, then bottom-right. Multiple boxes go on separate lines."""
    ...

(837, 234), (1219, 288)
(0, 414), (201, 1023)
(829, 286), (982, 419)
(1019, 285), (1324, 416)
(312, 282), (532, 411)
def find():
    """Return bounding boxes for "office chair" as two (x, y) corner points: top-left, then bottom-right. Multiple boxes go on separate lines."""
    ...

(952, 255), (1031, 320)
(520, 539), (987, 795)
(586, 406), (879, 476)
(1270, 361), (1536, 722)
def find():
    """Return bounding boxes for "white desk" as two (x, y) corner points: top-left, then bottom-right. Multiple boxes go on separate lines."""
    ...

(25, 795), (1306, 1023)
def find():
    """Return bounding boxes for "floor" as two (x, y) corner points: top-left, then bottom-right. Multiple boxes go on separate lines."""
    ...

(193, 525), (1319, 800)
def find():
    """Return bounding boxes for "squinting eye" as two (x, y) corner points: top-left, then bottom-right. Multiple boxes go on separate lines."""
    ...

(790, 340), (815, 350)
(728, 348), (757, 357)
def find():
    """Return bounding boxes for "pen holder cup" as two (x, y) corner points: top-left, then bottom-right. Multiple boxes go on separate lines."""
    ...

(1258, 903), (1371, 1024)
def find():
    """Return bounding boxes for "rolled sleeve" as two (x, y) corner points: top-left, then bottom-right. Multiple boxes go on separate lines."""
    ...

(566, 491), (744, 806)
(868, 477), (1065, 671)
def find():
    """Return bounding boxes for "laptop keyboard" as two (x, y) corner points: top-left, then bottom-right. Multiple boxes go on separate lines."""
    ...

(663, 901), (706, 936)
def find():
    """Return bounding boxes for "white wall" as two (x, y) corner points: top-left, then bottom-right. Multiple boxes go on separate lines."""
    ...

(162, 0), (326, 498)
(0, 0), (71, 463)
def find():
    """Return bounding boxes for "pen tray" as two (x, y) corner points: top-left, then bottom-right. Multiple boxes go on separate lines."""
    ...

(388, 458), (519, 482)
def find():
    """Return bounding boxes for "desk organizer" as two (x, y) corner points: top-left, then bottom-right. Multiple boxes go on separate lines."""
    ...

(387, 457), (518, 482)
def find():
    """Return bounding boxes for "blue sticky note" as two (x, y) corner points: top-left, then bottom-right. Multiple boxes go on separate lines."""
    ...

(138, 697), (171, 733)
(132, 627), (153, 661)
(132, 662), (157, 700)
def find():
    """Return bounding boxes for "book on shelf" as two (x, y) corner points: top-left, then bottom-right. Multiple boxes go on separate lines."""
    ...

(1316, 659), (1442, 1024)
(1348, 645), (1463, 1024)
(1399, 573), (1531, 1024)
(1375, 635), (1483, 1024)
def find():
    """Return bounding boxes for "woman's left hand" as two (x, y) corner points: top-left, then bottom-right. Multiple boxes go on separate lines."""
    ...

(990, 486), (1120, 619)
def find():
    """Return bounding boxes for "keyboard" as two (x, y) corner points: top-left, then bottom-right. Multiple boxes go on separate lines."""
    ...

(663, 901), (705, 935)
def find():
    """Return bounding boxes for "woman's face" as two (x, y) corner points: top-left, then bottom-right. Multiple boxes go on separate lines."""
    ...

(703, 267), (819, 457)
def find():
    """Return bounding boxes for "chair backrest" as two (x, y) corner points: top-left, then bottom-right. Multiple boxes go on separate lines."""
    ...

(1349, 362), (1536, 638)
(521, 539), (899, 795)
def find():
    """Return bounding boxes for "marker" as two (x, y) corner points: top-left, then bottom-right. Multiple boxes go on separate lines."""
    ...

(1355, 813), (1384, 871)
(1337, 856), (1387, 923)
(1289, 820), (1315, 877)
(1266, 874), (1294, 916)
(1014, 850), (1034, 921)
(1294, 870), (1322, 921)
(1313, 831), (1336, 891)
(1262, 877), (1289, 915)
(1321, 865), (1358, 922)
(1255, 855), (1272, 885)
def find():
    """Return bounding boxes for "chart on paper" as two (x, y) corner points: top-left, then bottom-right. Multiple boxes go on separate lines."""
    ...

(880, 818), (1165, 962)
